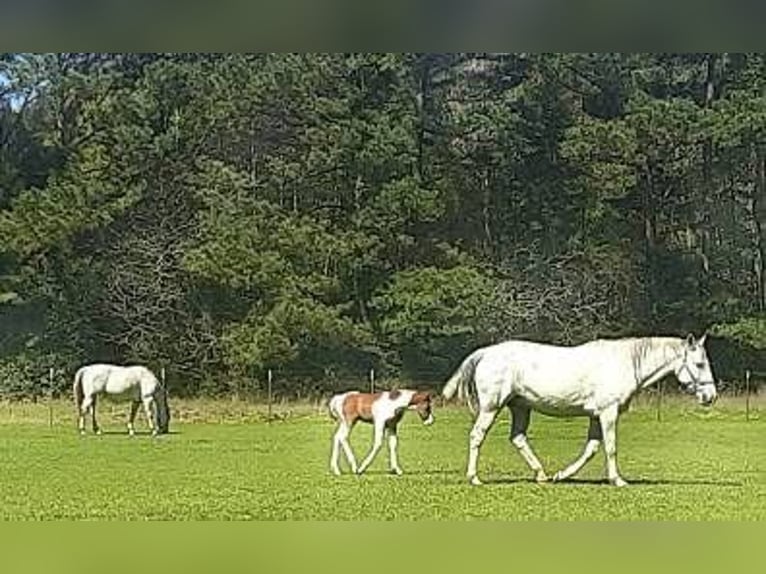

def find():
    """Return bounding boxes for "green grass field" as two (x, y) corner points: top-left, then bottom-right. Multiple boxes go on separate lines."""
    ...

(0, 397), (763, 520)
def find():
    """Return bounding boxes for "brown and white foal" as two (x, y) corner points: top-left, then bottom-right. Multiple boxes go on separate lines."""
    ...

(328, 390), (434, 476)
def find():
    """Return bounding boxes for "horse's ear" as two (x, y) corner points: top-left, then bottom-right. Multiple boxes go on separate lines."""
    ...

(686, 333), (695, 347)
(698, 333), (708, 346)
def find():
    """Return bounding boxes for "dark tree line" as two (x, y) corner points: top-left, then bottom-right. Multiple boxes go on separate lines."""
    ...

(1, 53), (764, 397)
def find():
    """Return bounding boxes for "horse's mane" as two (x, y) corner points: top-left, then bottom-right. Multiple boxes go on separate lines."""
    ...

(628, 337), (683, 385)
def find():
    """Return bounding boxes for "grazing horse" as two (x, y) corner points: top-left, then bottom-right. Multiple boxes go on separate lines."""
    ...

(328, 390), (434, 476)
(442, 335), (717, 487)
(73, 364), (170, 436)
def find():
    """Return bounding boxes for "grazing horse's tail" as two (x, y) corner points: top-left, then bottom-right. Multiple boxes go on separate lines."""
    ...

(73, 367), (85, 411)
(441, 350), (483, 412)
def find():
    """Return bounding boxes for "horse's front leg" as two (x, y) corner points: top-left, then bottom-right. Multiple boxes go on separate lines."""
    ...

(552, 416), (602, 482)
(91, 395), (100, 435)
(357, 421), (385, 475)
(467, 409), (499, 486)
(599, 405), (627, 487)
(509, 404), (548, 483)
(127, 400), (141, 436)
(141, 396), (157, 436)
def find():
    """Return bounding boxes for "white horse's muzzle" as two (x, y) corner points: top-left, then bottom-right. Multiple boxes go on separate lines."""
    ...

(697, 383), (717, 406)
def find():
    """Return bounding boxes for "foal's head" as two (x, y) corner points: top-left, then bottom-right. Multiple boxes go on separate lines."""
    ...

(410, 391), (435, 425)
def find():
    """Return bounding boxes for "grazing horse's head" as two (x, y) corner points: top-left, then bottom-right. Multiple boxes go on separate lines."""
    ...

(675, 334), (717, 406)
(154, 385), (171, 434)
(411, 392), (435, 425)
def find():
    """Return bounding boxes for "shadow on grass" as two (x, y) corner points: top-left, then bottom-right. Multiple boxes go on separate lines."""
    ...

(79, 430), (180, 437)
(538, 477), (743, 487)
(442, 475), (743, 487)
(336, 468), (462, 478)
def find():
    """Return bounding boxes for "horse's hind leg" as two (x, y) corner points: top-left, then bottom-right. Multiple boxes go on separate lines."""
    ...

(78, 396), (93, 435)
(552, 417), (602, 482)
(127, 401), (141, 436)
(466, 408), (500, 486)
(509, 404), (548, 482)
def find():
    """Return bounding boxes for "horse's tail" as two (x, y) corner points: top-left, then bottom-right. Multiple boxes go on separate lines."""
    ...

(73, 367), (85, 411)
(442, 350), (483, 413)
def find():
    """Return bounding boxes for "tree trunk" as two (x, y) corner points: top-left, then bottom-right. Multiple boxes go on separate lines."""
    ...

(754, 144), (766, 311)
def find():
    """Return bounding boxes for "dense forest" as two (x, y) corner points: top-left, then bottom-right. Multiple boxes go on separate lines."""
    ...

(1, 53), (765, 398)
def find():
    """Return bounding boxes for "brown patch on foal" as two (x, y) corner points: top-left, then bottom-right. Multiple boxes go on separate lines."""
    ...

(388, 389), (401, 400)
(341, 392), (382, 424)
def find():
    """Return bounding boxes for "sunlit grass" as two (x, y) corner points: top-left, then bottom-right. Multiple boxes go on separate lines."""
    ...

(0, 397), (763, 519)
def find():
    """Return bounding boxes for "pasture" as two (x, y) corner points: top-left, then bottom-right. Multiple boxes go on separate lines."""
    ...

(0, 396), (763, 520)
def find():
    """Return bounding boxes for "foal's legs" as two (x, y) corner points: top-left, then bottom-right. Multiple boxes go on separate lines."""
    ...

(330, 420), (358, 475)
(599, 405), (627, 487)
(387, 424), (403, 475)
(357, 421), (386, 475)
(127, 400), (141, 436)
(466, 408), (500, 485)
(509, 404), (548, 483)
(552, 417), (602, 482)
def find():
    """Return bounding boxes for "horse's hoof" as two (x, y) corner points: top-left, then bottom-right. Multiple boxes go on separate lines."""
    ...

(551, 471), (564, 482)
(331, 468), (341, 476)
(535, 471), (550, 483)
(611, 477), (628, 487)
(469, 475), (483, 486)
(390, 468), (403, 476)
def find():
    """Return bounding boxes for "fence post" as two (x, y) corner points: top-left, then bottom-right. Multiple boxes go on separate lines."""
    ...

(48, 367), (54, 428)
(369, 368), (375, 394)
(267, 369), (273, 423)
(745, 369), (751, 422)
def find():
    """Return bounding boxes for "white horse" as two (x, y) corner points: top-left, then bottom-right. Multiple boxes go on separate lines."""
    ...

(73, 364), (170, 436)
(442, 335), (717, 486)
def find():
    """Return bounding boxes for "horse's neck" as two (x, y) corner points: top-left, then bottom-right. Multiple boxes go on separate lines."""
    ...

(634, 338), (682, 390)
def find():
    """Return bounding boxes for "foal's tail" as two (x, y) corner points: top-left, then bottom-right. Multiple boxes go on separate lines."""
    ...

(327, 394), (343, 421)
(441, 350), (483, 412)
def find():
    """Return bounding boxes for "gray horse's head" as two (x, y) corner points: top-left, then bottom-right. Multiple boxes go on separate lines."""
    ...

(675, 334), (717, 406)
(154, 386), (171, 434)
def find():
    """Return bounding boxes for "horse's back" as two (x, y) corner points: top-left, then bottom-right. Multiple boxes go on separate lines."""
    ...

(80, 363), (157, 396)
(474, 339), (639, 414)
